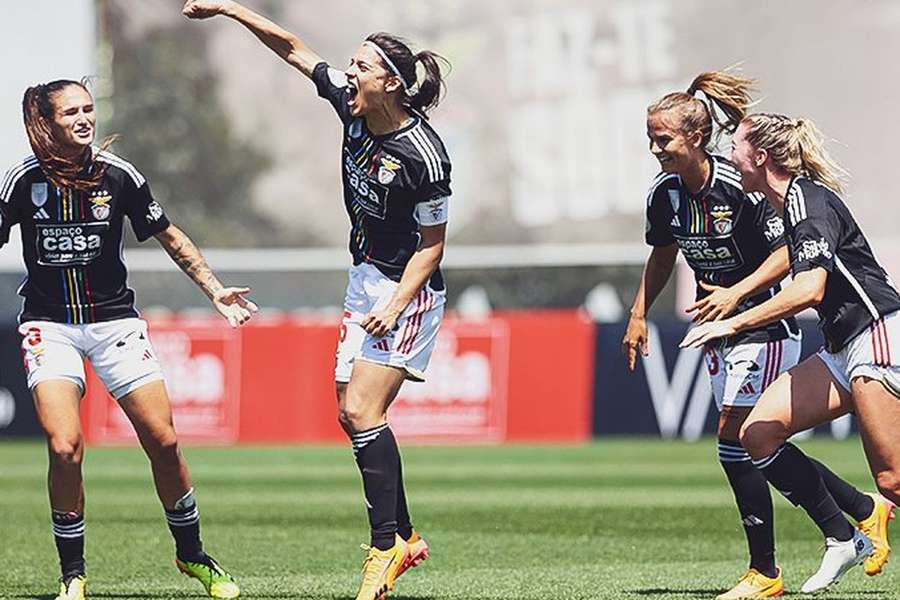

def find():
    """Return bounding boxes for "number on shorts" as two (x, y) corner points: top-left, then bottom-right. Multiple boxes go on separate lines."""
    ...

(25, 327), (42, 347)
(706, 347), (720, 376)
(339, 310), (351, 343)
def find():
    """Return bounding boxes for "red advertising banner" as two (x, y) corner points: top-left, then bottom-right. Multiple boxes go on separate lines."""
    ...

(84, 319), (242, 444)
(82, 310), (594, 445)
(390, 318), (510, 443)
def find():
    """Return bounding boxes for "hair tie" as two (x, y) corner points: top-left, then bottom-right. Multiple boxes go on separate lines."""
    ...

(692, 89), (713, 118)
(363, 41), (410, 90)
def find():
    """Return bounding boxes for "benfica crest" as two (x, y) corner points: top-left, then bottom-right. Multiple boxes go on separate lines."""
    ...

(377, 166), (396, 185)
(713, 218), (733, 235)
(377, 155), (403, 185)
(90, 191), (112, 220)
(711, 204), (733, 235)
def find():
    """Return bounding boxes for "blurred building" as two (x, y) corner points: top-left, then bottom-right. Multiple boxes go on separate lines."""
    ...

(1, 0), (899, 318)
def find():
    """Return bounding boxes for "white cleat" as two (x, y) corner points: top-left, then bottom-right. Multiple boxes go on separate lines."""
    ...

(800, 530), (873, 593)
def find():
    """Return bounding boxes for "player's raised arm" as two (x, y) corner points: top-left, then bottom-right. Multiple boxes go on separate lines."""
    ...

(182, 0), (323, 78)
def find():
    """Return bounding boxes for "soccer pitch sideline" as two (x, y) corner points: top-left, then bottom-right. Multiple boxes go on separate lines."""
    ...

(1, 439), (897, 600)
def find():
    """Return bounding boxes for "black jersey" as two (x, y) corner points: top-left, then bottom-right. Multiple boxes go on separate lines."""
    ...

(312, 62), (451, 290)
(784, 177), (900, 352)
(646, 155), (799, 344)
(0, 151), (170, 324)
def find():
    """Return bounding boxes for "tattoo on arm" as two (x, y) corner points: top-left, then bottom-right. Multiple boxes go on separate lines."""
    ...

(158, 226), (223, 298)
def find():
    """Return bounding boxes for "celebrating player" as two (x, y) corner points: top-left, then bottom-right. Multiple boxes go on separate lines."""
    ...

(682, 113), (900, 592)
(182, 2), (450, 599)
(625, 73), (889, 598)
(0, 80), (256, 600)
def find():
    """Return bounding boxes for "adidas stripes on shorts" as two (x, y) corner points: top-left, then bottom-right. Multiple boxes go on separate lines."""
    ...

(704, 334), (802, 410)
(817, 310), (900, 395)
(335, 262), (445, 383)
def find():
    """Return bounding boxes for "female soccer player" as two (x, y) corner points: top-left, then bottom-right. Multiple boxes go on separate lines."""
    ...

(625, 74), (889, 598)
(0, 80), (256, 600)
(182, 2), (451, 599)
(683, 113), (900, 593)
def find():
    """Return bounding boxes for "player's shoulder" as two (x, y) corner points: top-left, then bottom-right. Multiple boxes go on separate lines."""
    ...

(710, 155), (746, 194)
(394, 117), (450, 183)
(1, 154), (43, 203)
(646, 171), (680, 205)
(94, 149), (147, 188)
(786, 176), (835, 226)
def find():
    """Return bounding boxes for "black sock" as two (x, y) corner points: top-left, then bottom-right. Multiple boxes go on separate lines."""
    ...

(165, 488), (205, 562)
(810, 456), (875, 522)
(352, 423), (400, 551)
(753, 443), (854, 541)
(52, 511), (85, 579)
(719, 440), (777, 578)
(396, 458), (413, 541)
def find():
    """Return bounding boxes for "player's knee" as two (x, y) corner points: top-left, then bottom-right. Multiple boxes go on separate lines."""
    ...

(146, 429), (181, 466)
(739, 419), (786, 459)
(338, 406), (370, 432)
(875, 470), (900, 505)
(335, 382), (347, 404)
(48, 435), (83, 468)
(339, 390), (380, 432)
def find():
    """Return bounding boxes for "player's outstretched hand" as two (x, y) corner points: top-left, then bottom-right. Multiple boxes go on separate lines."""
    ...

(362, 307), (401, 338)
(685, 280), (742, 324)
(213, 286), (259, 328)
(621, 314), (649, 372)
(679, 319), (735, 349)
(182, 0), (233, 19)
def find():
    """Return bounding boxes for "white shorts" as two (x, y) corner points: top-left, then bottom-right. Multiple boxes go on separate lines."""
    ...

(817, 310), (900, 396)
(704, 334), (802, 411)
(335, 263), (446, 383)
(19, 318), (165, 400)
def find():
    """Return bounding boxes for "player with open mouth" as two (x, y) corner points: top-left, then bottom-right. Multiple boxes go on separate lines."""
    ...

(183, 2), (452, 599)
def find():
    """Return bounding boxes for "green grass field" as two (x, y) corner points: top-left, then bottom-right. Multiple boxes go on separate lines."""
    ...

(1, 439), (897, 600)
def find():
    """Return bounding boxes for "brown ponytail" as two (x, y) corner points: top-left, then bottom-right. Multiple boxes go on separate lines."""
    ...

(741, 113), (848, 193)
(365, 33), (449, 117)
(648, 69), (757, 149)
(22, 79), (115, 192)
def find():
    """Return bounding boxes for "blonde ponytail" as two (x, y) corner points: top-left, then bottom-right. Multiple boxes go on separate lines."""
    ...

(648, 68), (756, 149)
(793, 118), (847, 193)
(742, 114), (848, 193)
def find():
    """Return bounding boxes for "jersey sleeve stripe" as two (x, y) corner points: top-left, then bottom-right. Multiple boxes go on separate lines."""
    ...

(413, 127), (446, 180)
(410, 128), (442, 182)
(1, 156), (40, 203)
(715, 173), (744, 191)
(716, 169), (742, 184)
(405, 132), (436, 182)
(399, 130), (435, 182)
(747, 191), (766, 205)
(96, 151), (146, 187)
(717, 162), (743, 178)
(646, 174), (679, 205)
(786, 185), (807, 226)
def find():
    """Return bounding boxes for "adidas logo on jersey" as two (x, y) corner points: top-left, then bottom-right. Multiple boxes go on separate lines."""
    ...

(34, 208), (50, 220)
(670, 215), (681, 227)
